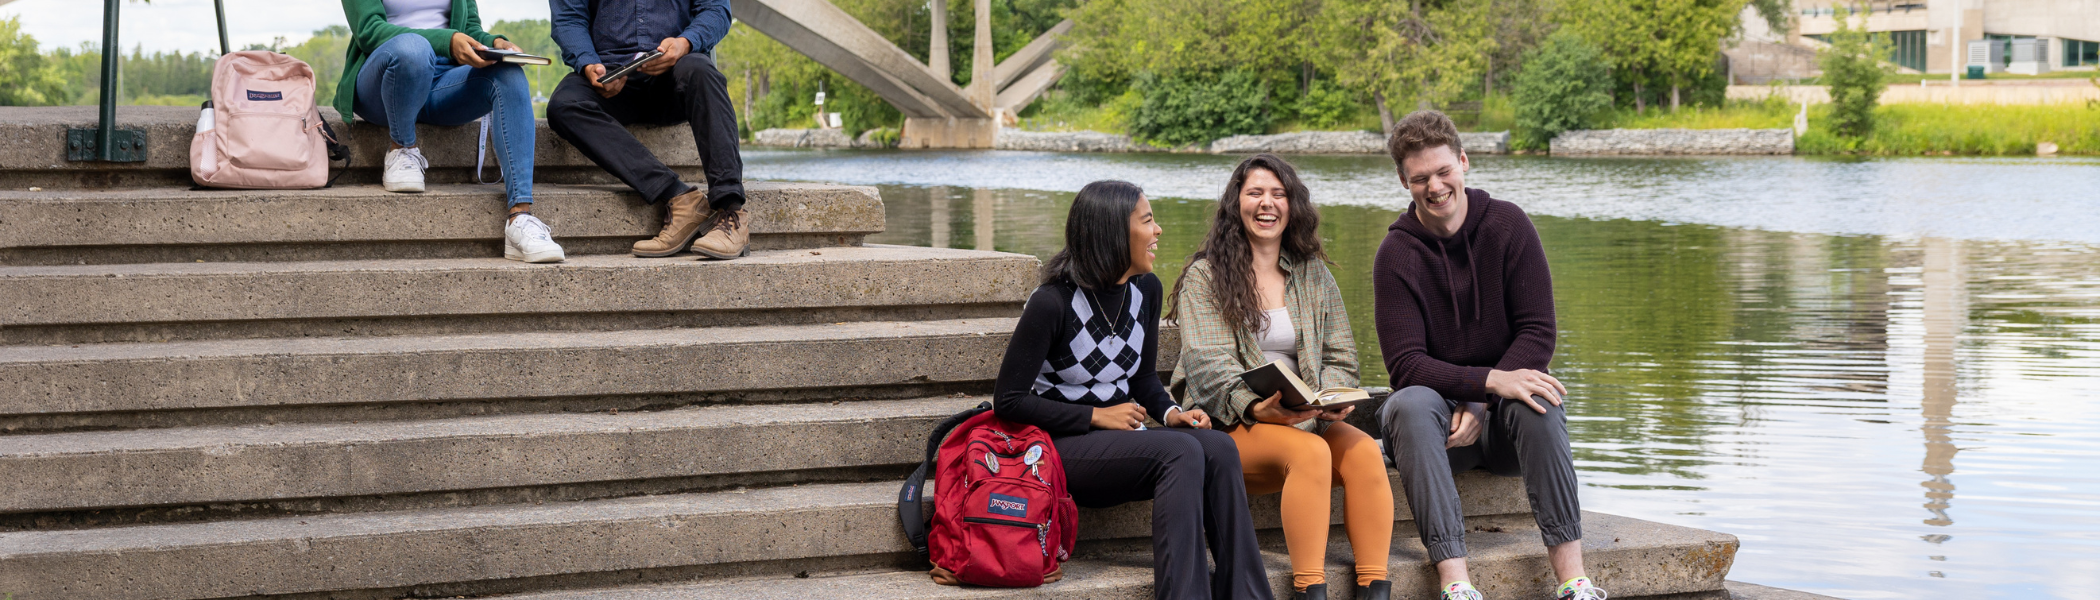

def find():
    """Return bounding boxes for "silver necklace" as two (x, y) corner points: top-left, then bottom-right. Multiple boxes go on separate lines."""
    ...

(1083, 282), (1130, 335)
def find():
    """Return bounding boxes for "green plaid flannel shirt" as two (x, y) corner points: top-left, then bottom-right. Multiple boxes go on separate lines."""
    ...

(1168, 255), (1360, 431)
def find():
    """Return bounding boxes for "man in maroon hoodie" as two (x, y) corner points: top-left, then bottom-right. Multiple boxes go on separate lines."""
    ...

(1372, 111), (1603, 600)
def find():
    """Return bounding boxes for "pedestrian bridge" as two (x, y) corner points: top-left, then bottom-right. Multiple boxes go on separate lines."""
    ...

(728, 0), (1069, 147)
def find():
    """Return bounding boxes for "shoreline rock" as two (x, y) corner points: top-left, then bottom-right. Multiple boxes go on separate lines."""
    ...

(751, 128), (896, 149)
(1209, 130), (1511, 155)
(752, 127), (1538, 155)
(994, 129), (1143, 153)
(1550, 128), (1793, 155)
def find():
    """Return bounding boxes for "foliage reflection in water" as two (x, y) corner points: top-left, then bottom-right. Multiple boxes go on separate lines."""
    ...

(752, 151), (2100, 598)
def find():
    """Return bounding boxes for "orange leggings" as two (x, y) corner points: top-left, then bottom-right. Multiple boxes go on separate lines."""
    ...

(1230, 421), (1393, 590)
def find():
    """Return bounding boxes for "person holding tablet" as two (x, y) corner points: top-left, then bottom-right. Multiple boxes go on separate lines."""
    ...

(546, 0), (749, 260)
(994, 180), (1272, 600)
(1169, 154), (1392, 600)
(338, 0), (563, 263)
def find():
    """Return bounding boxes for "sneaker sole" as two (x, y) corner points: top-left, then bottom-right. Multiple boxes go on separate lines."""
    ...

(504, 248), (566, 263)
(384, 181), (426, 193)
(691, 244), (750, 260)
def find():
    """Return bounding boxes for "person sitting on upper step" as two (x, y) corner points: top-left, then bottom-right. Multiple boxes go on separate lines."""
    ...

(545, 0), (749, 260)
(1168, 153), (1393, 600)
(993, 180), (1273, 600)
(1371, 110), (1604, 600)
(337, 0), (564, 263)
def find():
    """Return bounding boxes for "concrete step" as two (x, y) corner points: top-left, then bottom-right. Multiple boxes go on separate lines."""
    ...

(487, 511), (1735, 600)
(0, 475), (1550, 600)
(0, 393), (1499, 520)
(0, 395), (986, 514)
(0, 106), (707, 189)
(0, 245), (1036, 345)
(0, 182), (883, 265)
(0, 317), (1052, 432)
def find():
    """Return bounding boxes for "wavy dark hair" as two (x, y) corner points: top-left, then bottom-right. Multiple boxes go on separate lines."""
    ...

(1169, 154), (1325, 332)
(1041, 180), (1147, 290)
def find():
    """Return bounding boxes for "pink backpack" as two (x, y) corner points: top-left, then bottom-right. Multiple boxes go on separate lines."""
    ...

(190, 51), (346, 189)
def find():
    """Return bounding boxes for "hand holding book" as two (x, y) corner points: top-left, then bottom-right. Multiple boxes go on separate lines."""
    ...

(1238, 360), (1374, 413)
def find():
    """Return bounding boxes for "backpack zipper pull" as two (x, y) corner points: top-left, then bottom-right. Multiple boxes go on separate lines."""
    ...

(1037, 520), (1050, 557)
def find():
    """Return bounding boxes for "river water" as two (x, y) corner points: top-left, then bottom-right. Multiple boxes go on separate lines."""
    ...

(747, 149), (2100, 599)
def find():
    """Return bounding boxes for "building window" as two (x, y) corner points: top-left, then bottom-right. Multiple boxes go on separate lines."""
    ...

(1889, 30), (1928, 72)
(2067, 38), (2100, 67)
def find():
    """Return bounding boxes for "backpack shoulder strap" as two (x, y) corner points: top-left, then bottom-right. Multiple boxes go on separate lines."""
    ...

(897, 402), (993, 557)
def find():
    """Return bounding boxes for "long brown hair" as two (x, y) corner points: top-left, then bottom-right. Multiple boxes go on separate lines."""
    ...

(1169, 153), (1326, 333)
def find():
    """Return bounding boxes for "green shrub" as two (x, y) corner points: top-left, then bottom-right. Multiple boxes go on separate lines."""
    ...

(1129, 70), (1271, 147)
(1511, 30), (1614, 149)
(1284, 79), (1361, 130)
(1817, 8), (1890, 140)
(861, 127), (901, 148)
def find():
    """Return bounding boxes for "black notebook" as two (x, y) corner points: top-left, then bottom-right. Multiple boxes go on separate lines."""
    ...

(1237, 360), (1374, 412)
(476, 48), (552, 66)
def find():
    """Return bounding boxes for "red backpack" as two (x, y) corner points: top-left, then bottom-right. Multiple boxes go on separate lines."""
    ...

(898, 405), (1076, 587)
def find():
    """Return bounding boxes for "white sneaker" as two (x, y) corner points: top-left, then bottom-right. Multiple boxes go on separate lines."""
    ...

(383, 147), (428, 193)
(504, 213), (566, 263)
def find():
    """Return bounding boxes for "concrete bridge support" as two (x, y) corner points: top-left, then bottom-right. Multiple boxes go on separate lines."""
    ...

(729, 0), (1073, 148)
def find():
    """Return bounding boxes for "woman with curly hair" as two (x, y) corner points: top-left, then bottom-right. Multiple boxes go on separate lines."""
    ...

(1170, 154), (1393, 600)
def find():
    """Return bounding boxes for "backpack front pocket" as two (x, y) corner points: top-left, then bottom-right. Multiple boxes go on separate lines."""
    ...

(956, 478), (1052, 586)
(220, 112), (310, 170)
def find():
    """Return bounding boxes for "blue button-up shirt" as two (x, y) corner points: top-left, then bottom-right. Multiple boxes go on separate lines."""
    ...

(550, 0), (731, 71)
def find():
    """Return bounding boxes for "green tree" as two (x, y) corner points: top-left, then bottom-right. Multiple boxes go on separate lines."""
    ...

(1062, 0), (1310, 86)
(1651, 0), (1745, 111)
(1560, 0), (1660, 113)
(1512, 29), (1614, 149)
(1314, 0), (1497, 133)
(0, 16), (74, 105)
(1818, 7), (1889, 139)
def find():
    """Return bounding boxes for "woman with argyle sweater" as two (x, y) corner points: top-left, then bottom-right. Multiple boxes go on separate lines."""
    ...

(991, 180), (1273, 600)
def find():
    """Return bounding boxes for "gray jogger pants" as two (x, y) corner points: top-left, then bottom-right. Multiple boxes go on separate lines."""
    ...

(1378, 385), (1582, 563)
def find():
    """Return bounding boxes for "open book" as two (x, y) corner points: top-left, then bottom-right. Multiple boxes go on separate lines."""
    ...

(1237, 360), (1374, 412)
(476, 48), (553, 66)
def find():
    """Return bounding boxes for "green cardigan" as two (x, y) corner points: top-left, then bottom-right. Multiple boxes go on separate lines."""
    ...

(1168, 255), (1361, 431)
(335, 0), (506, 120)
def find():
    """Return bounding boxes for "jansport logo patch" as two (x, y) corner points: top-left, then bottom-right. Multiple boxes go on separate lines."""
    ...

(986, 493), (1029, 518)
(246, 90), (283, 101)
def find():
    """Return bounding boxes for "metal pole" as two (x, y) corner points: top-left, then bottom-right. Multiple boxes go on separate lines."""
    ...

(96, 0), (120, 161)
(214, 0), (230, 55)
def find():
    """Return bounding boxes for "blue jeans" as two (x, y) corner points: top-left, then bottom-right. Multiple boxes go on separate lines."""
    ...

(353, 33), (535, 207)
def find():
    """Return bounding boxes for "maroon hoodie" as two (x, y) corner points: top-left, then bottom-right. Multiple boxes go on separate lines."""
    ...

(1372, 188), (1557, 402)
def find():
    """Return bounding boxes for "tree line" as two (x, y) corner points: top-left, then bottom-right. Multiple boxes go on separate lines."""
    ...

(4, 0), (1829, 147)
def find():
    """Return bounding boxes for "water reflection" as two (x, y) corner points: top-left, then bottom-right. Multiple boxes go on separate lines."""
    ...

(1921, 238), (1963, 528)
(760, 152), (2100, 598)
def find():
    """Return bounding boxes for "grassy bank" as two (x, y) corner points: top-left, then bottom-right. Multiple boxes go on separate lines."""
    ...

(1612, 100), (2100, 155)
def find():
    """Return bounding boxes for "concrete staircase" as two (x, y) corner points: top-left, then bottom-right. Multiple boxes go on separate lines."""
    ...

(0, 107), (1739, 600)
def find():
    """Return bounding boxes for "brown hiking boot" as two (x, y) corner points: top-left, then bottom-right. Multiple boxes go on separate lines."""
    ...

(690, 208), (751, 259)
(631, 188), (711, 257)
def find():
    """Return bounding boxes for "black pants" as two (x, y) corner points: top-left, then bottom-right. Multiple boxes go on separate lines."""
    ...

(545, 53), (744, 210)
(1377, 386), (1582, 564)
(1055, 428), (1273, 600)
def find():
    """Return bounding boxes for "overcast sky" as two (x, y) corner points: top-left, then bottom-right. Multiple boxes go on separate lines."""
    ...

(4, 0), (554, 54)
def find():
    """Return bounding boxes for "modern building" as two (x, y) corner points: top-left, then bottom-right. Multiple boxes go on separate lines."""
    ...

(1734, 0), (2099, 78)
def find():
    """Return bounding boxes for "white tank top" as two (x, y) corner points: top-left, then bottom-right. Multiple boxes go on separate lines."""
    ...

(383, 0), (450, 29)
(1256, 306), (1297, 375)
